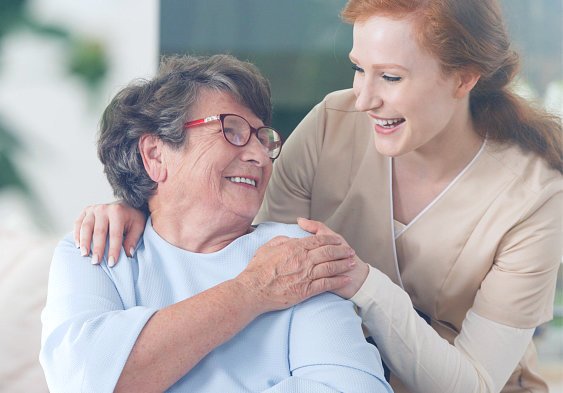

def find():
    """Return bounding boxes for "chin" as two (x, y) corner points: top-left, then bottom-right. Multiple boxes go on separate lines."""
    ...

(234, 206), (261, 221)
(373, 139), (406, 158)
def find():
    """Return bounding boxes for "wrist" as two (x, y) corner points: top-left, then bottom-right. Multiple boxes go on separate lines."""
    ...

(229, 274), (271, 317)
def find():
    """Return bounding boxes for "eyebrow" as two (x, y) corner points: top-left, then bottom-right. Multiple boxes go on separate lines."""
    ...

(349, 54), (409, 72)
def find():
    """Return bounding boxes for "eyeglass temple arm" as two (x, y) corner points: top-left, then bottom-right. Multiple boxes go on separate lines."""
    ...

(185, 115), (221, 128)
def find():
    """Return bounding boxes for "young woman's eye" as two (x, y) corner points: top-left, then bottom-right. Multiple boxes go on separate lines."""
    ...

(351, 64), (364, 73)
(382, 73), (401, 82)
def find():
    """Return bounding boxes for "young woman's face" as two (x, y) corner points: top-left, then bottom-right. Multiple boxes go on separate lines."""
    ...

(350, 15), (466, 157)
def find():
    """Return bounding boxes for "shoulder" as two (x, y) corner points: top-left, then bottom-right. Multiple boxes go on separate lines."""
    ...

(253, 222), (310, 240)
(312, 89), (367, 130)
(483, 141), (562, 215)
(485, 141), (562, 193)
(51, 232), (136, 288)
(322, 88), (358, 112)
(295, 292), (355, 313)
(51, 233), (113, 281)
(52, 233), (93, 273)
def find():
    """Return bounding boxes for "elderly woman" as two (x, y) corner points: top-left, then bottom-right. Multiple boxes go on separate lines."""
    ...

(39, 55), (391, 393)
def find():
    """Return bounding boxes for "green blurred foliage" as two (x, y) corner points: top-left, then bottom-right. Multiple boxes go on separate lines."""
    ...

(0, 0), (108, 228)
(67, 39), (108, 89)
(0, 118), (27, 193)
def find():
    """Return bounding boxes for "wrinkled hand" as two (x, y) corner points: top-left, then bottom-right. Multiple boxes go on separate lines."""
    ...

(237, 233), (356, 313)
(297, 218), (369, 299)
(73, 201), (147, 266)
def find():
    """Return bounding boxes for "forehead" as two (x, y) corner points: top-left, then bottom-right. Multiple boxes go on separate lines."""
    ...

(350, 15), (437, 72)
(190, 89), (263, 126)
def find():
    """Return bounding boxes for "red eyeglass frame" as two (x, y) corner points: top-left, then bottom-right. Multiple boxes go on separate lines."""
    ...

(184, 113), (282, 159)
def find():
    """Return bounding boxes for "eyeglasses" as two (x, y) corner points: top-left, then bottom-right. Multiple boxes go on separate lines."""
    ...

(184, 113), (282, 159)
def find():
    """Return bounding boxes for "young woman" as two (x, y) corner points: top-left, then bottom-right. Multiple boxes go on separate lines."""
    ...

(75, 1), (562, 392)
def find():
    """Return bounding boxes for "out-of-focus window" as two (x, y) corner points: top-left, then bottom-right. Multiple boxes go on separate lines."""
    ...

(160, 0), (562, 137)
(160, 0), (351, 137)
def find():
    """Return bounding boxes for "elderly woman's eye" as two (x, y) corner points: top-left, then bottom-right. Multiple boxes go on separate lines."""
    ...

(224, 128), (246, 146)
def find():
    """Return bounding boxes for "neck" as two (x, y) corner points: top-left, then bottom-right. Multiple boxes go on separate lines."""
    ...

(148, 202), (253, 253)
(395, 108), (483, 182)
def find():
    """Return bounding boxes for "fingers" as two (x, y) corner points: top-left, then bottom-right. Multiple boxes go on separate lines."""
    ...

(297, 217), (335, 237)
(75, 202), (146, 266)
(304, 241), (355, 266)
(78, 209), (96, 257)
(123, 220), (145, 258)
(309, 258), (355, 280)
(296, 217), (323, 234)
(90, 213), (110, 265)
(307, 275), (352, 297)
(299, 233), (343, 251)
(107, 222), (124, 267)
(73, 209), (87, 248)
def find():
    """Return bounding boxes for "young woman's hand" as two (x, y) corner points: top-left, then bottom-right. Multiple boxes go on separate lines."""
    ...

(73, 202), (146, 266)
(296, 218), (369, 299)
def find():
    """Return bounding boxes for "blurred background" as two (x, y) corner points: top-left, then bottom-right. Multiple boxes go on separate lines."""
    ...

(0, 0), (561, 391)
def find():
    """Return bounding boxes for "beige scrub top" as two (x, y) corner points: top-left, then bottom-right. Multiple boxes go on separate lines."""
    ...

(255, 89), (563, 392)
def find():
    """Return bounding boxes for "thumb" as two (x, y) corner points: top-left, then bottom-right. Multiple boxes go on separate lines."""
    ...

(297, 217), (322, 234)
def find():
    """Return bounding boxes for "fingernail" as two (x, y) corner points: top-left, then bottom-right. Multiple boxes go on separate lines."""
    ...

(349, 259), (356, 267)
(129, 247), (135, 257)
(80, 246), (88, 257)
(91, 254), (99, 265)
(108, 256), (116, 268)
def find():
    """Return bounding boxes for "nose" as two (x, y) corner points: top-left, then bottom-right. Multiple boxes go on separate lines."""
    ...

(240, 134), (270, 167)
(354, 75), (383, 113)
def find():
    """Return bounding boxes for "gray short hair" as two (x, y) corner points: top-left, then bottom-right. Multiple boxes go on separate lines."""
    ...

(97, 54), (272, 213)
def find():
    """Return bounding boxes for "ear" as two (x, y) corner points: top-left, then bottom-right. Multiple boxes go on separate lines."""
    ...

(138, 134), (167, 183)
(454, 68), (481, 99)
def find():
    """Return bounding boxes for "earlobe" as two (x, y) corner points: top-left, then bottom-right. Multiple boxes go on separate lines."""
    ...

(455, 70), (481, 98)
(139, 134), (167, 182)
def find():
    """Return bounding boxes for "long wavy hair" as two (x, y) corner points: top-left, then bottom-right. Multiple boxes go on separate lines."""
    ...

(342, 0), (562, 173)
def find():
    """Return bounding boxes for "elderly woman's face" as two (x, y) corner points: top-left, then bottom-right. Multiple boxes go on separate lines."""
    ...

(162, 89), (273, 223)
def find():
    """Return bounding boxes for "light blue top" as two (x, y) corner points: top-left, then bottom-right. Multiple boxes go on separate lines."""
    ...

(40, 220), (392, 393)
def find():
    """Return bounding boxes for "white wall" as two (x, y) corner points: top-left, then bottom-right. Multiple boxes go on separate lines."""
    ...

(0, 0), (159, 235)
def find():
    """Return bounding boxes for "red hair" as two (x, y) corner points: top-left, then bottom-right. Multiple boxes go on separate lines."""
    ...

(342, 0), (562, 173)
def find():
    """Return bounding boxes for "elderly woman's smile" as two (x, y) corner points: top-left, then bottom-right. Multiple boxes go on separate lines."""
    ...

(226, 176), (258, 187)
(147, 88), (273, 250)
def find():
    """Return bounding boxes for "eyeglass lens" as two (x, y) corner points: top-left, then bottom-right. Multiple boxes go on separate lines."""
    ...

(222, 115), (281, 159)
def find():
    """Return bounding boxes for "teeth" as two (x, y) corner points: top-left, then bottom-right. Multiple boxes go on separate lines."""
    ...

(374, 118), (403, 127)
(227, 177), (256, 187)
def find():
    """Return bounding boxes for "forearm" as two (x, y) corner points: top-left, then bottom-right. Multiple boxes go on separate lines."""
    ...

(115, 278), (261, 392)
(351, 266), (533, 393)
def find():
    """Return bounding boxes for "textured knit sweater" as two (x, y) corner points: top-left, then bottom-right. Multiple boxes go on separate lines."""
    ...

(40, 220), (392, 393)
